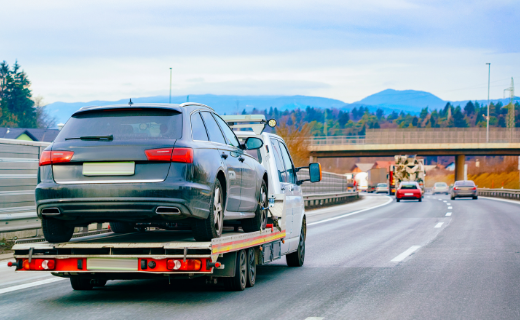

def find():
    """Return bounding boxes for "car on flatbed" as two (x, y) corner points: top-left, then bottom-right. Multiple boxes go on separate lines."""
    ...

(37, 103), (268, 243)
(10, 114), (322, 292)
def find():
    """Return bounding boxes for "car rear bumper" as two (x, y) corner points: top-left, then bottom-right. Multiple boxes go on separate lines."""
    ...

(35, 180), (211, 224)
(452, 191), (478, 197)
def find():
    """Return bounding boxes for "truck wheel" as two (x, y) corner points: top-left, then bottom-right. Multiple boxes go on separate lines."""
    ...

(246, 247), (256, 287)
(110, 222), (136, 234)
(242, 181), (268, 233)
(193, 179), (224, 241)
(70, 277), (93, 290)
(91, 279), (107, 287)
(287, 217), (306, 267)
(224, 250), (247, 291)
(42, 218), (74, 243)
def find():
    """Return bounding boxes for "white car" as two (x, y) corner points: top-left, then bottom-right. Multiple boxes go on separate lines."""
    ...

(222, 115), (321, 266)
(375, 183), (389, 193)
(432, 182), (449, 194)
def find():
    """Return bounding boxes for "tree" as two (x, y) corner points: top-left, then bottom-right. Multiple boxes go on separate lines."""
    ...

(464, 101), (475, 116)
(33, 96), (56, 129)
(0, 61), (37, 127)
(338, 111), (350, 127)
(376, 108), (384, 119)
(452, 106), (468, 127)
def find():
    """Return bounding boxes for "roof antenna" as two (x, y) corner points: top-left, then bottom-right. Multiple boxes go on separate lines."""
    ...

(128, 98), (133, 106)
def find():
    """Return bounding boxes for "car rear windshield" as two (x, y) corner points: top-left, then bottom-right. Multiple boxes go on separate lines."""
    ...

(435, 182), (447, 187)
(400, 183), (418, 189)
(377, 183), (387, 187)
(55, 109), (182, 142)
(454, 181), (475, 187)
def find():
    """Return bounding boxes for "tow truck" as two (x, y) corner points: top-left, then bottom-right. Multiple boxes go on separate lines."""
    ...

(9, 114), (321, 291)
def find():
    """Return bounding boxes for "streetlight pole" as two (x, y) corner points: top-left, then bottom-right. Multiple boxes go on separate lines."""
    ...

(169, 67), (172, 104)
(486, 63), (490, 143)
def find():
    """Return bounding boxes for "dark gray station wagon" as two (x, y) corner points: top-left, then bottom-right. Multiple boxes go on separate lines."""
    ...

(37, 103), (268, 243)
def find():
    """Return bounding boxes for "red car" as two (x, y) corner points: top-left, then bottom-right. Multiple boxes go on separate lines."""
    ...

(396, 182), (422, 202)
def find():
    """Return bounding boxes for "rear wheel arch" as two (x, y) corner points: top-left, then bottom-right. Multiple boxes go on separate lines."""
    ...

(216, 170), (227, 209)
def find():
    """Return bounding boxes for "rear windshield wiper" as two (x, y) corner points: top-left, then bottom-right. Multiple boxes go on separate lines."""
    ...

(65, 135), (114, 141)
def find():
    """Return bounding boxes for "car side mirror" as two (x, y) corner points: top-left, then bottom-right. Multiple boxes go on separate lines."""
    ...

(243, 137), (263, 150)
(309, 163), (322, 183)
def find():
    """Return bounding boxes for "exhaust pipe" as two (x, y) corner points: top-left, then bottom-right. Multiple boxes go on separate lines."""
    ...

(41, 208), (61, 216)
(156, 207), (181, 215)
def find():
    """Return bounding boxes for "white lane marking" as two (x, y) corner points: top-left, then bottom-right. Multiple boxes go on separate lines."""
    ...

(479, 197), (520, 205)
(448, 206), (453, 209)
(435, 222), (444, 228)
(391, 246), (421, 262)
(446, 203), (451, 205)
(438, 199), (442, 200)
(0, 277), (66, 295)
(308, 196), (393, 226)
(446, 212), (452, 216)
(305, 318), (324, 320)
(443, 201), (447, 203)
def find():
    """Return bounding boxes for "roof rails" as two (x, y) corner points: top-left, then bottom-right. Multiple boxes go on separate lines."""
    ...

(179, 102), (214, 111)
(221, 115), (268, 135)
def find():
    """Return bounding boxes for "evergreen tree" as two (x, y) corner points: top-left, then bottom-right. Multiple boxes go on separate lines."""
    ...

(452, 106), (468, 127)
(0, 61), (37, 127)
(464, 101), (475, 116)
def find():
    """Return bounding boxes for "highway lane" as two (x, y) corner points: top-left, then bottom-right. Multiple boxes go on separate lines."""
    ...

(2, 194), (520, 319)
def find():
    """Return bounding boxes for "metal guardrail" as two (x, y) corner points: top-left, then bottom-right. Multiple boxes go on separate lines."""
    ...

(478, 188), (520, 200)
(308, 128), (520, 146)
(304, 192), (359, 208)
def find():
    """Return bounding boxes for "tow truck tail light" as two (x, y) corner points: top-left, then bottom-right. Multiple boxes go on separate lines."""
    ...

(145, 148), (193, 163)
(23, 259), (56, 270)
(39, 151), (74, 166)
(166, 259), (201, 271)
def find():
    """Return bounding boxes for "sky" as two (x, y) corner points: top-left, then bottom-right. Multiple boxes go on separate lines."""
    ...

(2, 0), (519, 104)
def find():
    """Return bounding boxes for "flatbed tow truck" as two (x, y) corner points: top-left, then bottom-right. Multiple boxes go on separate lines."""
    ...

(9, 115), (319, 291)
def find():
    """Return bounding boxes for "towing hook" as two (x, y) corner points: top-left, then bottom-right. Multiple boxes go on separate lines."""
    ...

(206, 261), (224, 269)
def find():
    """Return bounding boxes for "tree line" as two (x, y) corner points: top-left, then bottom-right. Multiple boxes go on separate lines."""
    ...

(0, 61), (55, 128)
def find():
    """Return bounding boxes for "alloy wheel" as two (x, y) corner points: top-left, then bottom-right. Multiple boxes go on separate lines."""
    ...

(239, 250), (247, 288)
(214, 186), (224, 236)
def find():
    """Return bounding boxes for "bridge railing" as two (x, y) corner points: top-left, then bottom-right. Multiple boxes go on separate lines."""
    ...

(308, 128), (520, 146)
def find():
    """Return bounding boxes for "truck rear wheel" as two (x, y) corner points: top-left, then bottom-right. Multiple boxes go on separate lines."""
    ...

(287, 217), (306, 267)
(246, 247), (256, 287)
(193, 179), (224, 241)
(110, 222), (136, 234)
(70, 277), (93, 290)
(42, 218), (74, 243)
(241, 181), (268, 233)
(224, 250), (247, 291)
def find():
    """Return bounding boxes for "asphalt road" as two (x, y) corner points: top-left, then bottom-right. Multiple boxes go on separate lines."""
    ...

(2, 194), (520, 320)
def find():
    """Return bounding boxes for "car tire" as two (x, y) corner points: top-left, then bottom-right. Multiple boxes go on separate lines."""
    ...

(224, 250), (247, 291)
(246, 247), (256, 287)
(418, 198), (422, 202)
(110, 222), (136, 234)
(451, 196), (455, 200)
(396, 199), (400, 202)
(193, 179), (224, 241)
(287, 217), (306, 267)
(42, 218), (74, 243)
(241, 180), (268, 233)
(70, 277), (93, 290)
(473, 196), (478, 200)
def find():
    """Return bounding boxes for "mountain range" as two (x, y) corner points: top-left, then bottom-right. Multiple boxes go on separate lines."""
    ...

(44, 90), (520, 125)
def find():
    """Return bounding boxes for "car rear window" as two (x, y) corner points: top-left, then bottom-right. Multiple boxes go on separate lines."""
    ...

(377, 183), (387, 187)
(435, 182), (447, 187)
(400, 183), (418, 189)
(55, 109), (182, 142)
(454, 181), (475, 187)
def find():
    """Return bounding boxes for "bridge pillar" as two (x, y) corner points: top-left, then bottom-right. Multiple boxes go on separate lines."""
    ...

(455, 155), (466, 181)
(310, 156), (314, 163)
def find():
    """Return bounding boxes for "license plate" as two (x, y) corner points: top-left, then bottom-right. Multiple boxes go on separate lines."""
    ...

(405, 193), (414, 196)
(86, 258), (138, 271)
(83, 162), (135, 176)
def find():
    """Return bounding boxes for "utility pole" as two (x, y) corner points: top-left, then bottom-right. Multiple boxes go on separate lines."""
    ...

(504, 77), (515, 142)
(486, 63), (491, 143)
(169, 68), (172, 104)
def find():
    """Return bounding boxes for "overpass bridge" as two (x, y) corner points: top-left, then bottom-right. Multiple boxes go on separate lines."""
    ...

(308, 128), (520, 180)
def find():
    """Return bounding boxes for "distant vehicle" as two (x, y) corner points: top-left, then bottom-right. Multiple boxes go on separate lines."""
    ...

(375, 183), (389, 193)
(396, 181), (422, 202)
(355, 172), (368, 191)
(367, 168), (387, 193)
(392, 155), (425, 194)
(451, 180), (478, 200)
(432, 182), (449, 195)
(388, 169), (396, 195)
(36, 103), (268, 243)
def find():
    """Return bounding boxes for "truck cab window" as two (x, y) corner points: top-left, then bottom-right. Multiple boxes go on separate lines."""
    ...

(278, 141), (296, 184)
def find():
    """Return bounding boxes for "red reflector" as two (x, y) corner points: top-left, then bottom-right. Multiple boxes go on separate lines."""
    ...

(145, 148), (173, 161)
(39, 151), (74, 166)
(166, 259), (201, 271)
(171, 148), (193, 163)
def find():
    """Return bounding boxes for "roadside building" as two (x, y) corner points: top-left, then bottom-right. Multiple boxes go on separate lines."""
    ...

(0, 128), (59, 142)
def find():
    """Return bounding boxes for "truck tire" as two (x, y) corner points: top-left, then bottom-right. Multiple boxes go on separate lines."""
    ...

(287, 217), (306, 267)
(193, 179), (224, 241)
(70, 277), (93, 290)
(42, 218), (74, 243)
(241, 180), (268, 233)
(91, 279), (107, 287)
(110, 222), (136, 234)
(224, 250), (247, 291)
(246, 247), (256, 287)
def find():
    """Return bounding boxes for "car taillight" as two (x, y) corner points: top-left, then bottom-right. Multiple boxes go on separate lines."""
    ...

(166, 259), (201, 271)
(145, 148), (193, 163)
(472, 187), (477, 190)
(23, 259), (56, 270)
(454, 187), (459, 190)
(39, 151), (74, 166)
